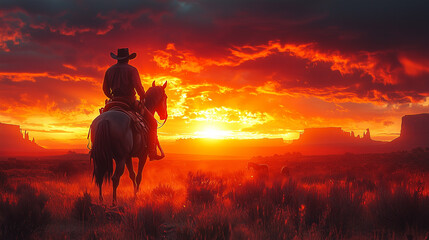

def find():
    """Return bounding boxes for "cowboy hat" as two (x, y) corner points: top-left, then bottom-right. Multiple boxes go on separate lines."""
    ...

(110, 48), (136, 60)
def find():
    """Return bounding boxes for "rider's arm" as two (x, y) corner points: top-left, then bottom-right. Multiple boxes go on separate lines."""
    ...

(103, 69), (113, 99)
(133, 68), (145, 101)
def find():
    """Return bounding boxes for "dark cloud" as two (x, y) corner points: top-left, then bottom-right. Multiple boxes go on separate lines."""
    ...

(0, 0), (428, 104)
(1, 0), (428, 50)
(197, 0), (429, 51)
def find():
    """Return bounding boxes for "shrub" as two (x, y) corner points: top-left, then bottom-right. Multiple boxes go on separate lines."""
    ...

(186, 171), (225, 205)
(0, 184), (50, 239)
(194, 213), (231, 240)
(0, 171), (10, 191)
(266, 180), (284, 205)
(232, 180), (265, 207)
(124, 204), (165, 239)
(302, 188), (327, 227)
(49, 160), (80, 178)
(246, 199), (276, 226)
(321, 183), (364, 237)
(235, 179), (300, 229)
(260, 208), (298, 240)
(152, 184), (175, 199)
(71, 192), (107, 223)
(72, 192), (93, 221)
(176, 222), (194, 240)
(177, 206), (232, 240)
(368, 183), (429, 232)
(265, 178), (300, 212)
(187, 186), (215, 205)
(280, 179), (299, 207)
(351, 178), (376, 192)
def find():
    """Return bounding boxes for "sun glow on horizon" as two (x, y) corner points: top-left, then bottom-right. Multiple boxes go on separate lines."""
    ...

(194, 127), (232, 139)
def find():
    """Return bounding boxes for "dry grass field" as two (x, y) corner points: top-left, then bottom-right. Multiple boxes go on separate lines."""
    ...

(1, 150), (429, 239)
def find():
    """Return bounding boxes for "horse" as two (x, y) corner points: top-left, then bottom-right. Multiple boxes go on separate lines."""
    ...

(247, 162), (269, 179)
(89, 81), (168, 205)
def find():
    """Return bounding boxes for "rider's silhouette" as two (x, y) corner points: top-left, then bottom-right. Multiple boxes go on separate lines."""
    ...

(103, 48), (158, 160)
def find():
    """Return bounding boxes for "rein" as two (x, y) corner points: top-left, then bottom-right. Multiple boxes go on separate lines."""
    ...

(156, 118), (167, 129)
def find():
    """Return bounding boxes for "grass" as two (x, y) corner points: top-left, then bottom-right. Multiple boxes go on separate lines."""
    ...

(1, 150), (429, 239)
(123, 204), (166, 239)
(72, 192), (94, 221)
(368, 183), (429, 232)
(0, 184), (51, 240)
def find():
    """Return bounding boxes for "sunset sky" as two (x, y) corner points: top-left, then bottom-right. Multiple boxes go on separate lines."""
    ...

(1, 0), (429, 149)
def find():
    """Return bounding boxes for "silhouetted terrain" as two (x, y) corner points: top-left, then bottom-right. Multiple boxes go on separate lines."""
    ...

(287, 127), (385, 155)
(0, 123), (44, 155)
(391, 113), (429, 150)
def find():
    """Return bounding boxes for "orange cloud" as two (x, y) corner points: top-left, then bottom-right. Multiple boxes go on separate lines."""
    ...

(0, 72), (104, 148)
(153, 41), (400, 86)
(228, 41), (400, 85)
(62, 64), (77, 71)
(0, 72), (98, 83)
(400, 57), (429, 76)
(153, 43), (205, 73)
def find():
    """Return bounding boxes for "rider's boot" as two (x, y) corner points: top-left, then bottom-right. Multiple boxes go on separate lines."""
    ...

(148, 127), (160, 160)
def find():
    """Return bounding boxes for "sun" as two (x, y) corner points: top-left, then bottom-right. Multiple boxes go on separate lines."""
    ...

(195, 127), (232, 139)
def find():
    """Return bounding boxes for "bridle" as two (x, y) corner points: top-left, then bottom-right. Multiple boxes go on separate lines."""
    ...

(156, 94), (168, 129)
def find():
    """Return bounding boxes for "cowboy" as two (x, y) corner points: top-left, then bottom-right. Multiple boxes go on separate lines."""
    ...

(103, 48), (159, 160)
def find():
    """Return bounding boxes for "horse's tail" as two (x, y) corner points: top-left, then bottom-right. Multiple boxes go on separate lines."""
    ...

(90, 119), (114, 187)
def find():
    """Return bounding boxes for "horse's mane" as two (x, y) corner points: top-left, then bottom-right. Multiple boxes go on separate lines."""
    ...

(145, 86), (163, 110)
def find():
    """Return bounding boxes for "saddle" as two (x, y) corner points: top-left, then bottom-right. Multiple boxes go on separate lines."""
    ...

(100, 98), (149, 155)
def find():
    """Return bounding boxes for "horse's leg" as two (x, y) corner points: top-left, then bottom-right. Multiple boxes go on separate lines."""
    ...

(136, 154), (147, 192)
(112, 159), (125, 206)
(126, 157), (137, 196)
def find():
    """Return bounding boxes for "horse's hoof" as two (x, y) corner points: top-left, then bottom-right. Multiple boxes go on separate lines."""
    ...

(99, 196), (103, 202)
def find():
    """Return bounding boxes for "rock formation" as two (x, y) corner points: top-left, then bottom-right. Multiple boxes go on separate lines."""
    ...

(290, 113), (429, 154)
(0, 122), (44, 155)
(293, 127), (374, 145)
(288, 127), (383, 155)
(390, 113), (429, 149)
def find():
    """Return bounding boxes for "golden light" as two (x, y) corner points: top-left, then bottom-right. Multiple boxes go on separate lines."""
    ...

(194, 127), (232, 139)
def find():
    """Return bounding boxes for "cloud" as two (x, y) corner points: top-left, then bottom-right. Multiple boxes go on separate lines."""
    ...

(0, 73), (102, 122)
(1, 0), (429, 147)
(0, 10), (25, 51)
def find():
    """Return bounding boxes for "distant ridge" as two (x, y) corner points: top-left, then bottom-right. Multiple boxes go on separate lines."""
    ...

(287, 127), (384, 155)
(293, 127), (373, 145)
(390, 113), (429, 150)
(0, 122), (44, 155)
(287, 113), (429, 155)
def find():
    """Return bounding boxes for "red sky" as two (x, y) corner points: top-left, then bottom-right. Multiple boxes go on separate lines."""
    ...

(0, 0), (429, 149)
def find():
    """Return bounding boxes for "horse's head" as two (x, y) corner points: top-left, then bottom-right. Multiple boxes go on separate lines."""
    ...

(145, 81), (168, 120)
